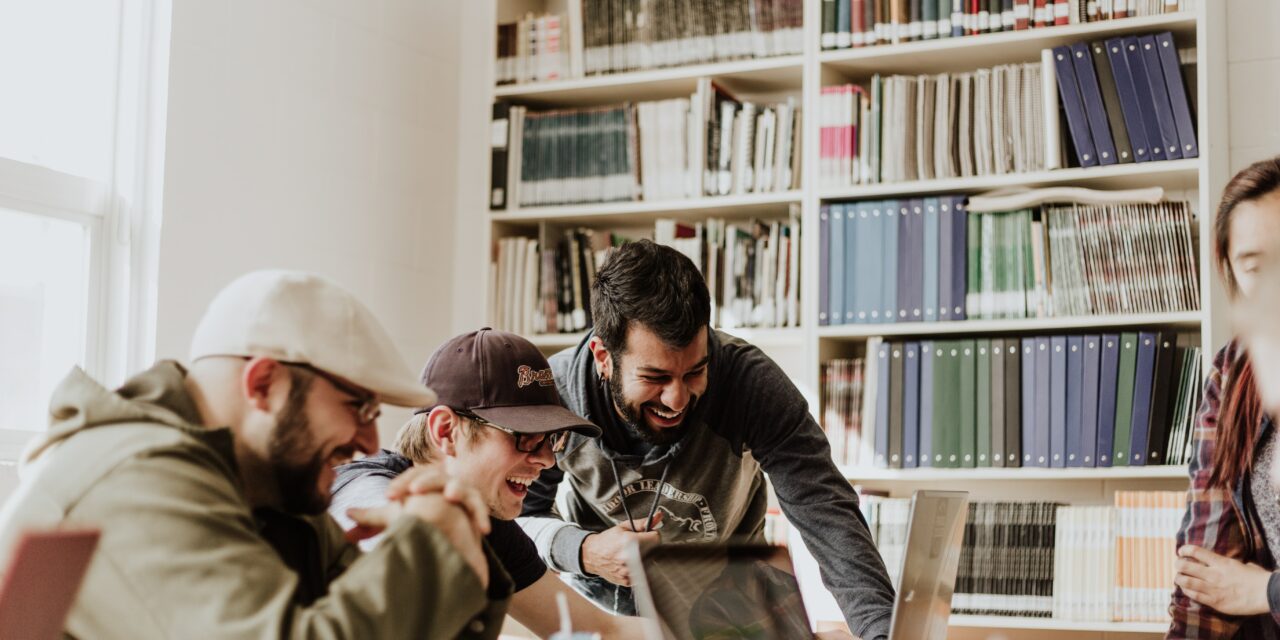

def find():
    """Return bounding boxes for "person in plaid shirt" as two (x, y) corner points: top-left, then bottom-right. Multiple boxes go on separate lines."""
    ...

(1170, 157), (1280, 638)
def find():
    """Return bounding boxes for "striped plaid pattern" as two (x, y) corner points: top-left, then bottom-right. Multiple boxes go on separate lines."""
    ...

(1168, 341), (1280, 639)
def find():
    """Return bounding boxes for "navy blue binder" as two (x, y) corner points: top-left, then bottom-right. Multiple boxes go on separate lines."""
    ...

(844, 201), (860, 324)
(1050, 336), (1067, 468)
(1096, 333), (1121, 467)
(1080, 335), (1102, 467)
(882, 203), (900, 324)
(950, 197), (968, 321)
(874, 341), (891, 467)
(1137, 35), (1182, 161)
(1034, 337), (1052, 468)
(904, 342), (921, 468)
(1065, 336), (1085, 467)
(1104, 37), (1153, 162)
(919, 340), (935, 467)
(1021, 338), (1036, 466)
(819, 205), (831, 326)
(1070, 42), (1119, 166)
(904, 199), (925, 322)
(938, 197), (954, 322)
(1052, 45), (1099, 168)
(923, 197), (941, 322)
(1122, 36), (1172, 162)
(831, 204), (848, 326)
(1155, 31), (1198, 159)
(1128, 331), (1159, 466)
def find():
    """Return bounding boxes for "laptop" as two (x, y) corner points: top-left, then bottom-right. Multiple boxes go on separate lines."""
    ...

(0, 528), (100, 640)
(628, 490), (968, 640)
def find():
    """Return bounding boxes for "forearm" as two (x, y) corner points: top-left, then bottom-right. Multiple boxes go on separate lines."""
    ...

(518, 515), (592, 575)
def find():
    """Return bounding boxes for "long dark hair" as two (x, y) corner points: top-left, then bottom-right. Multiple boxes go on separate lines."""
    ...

(1209, 156), (1280, 488)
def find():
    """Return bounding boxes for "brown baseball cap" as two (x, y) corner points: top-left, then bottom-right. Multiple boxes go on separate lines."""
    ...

(418, 328), (601, 437)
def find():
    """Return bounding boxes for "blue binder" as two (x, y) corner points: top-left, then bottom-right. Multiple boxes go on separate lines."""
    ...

(1051, 45), (1099, 167)
(1034, 337), (1052, 468)
(950, 197), (968, 321)
(919, 340), (935, 467)
(1128, 332), (1159, 466)
(904, 342), (921, 468)
(1155, 31), (1198, 159)
(904, 199), (925, 322)
(1096, 333), (1121, 467)
(1122, 36), (1171, 162)
(1050, 336), (1067, 468)
(844, 201), (860, 324)
(854, 202), (880, 324)
(1070, 42), (1119, 166)
(1104, 37), (1153, 162)
(1137, 35), (1182, 161)
(1080, 335), (1102, 467)
(874, 341), (891, 467)
(819, 206), (830, 326)
(1065, 336), (1085, 467)
(881, 202), (900, 324)
(829, 204), (846, 326)
(938, 197), (954, 322)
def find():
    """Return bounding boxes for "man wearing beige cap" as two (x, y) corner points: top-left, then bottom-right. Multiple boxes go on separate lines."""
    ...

(330, 328), (644, 638)
(0, 270), (510, 639)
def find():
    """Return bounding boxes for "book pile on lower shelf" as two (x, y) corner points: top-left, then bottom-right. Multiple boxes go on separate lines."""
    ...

(817, 30), (1194, 188)
(819, 198), (1198, 326)
(820, 331), (1203, 469)
(489, 212), (802, 335)
(492, 86), (801, 209)
(820, 0), (1196, 50)
(859, 490), (1185, 623)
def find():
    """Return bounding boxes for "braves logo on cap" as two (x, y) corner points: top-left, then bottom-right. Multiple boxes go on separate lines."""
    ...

(516, 365), (555, 389)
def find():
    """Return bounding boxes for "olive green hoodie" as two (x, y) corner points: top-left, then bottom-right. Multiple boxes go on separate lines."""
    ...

(0, 361), (511, 639)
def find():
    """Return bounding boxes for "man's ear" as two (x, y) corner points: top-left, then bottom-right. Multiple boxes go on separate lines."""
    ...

(588, 336), (612, 379)
(427, 406), (460, 457)
(241, 357), (286, 414)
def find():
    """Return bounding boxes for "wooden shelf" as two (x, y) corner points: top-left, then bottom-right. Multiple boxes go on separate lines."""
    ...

(818, 158), (1200, 200)
(491, 191), (802, 227)
(817, 311), (1204, 339)
(821, 12), (1196, 77)
(526, 327), (804, 350)
(494, 55), (803, 106)
(949, 614), (1168, 633)
(840, 465), (1187, 481)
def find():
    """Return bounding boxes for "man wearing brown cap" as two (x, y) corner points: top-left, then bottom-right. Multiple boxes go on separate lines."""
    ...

(330, 328), (645, 639)
(0, 270), (509, 639)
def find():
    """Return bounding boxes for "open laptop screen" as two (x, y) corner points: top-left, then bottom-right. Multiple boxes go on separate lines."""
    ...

(630, 543), (812, 640)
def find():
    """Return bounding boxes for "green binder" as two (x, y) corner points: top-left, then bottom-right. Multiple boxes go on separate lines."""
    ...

(976, 339), (992, 467)
(1113, 332), (1139, 467)
(959, 339), (977, 468)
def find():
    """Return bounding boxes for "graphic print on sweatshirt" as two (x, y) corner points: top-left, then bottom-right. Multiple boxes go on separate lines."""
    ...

(601, 478), (719, 541)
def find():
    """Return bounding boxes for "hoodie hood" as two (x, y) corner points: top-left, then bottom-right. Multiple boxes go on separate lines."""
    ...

(28, 361), (232, 468)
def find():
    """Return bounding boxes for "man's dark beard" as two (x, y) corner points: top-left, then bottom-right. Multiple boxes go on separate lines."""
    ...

(268, 377), (329, 515)
(607, 358), (696, 446)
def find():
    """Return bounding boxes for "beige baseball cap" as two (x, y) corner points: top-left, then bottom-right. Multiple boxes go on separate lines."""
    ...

(189, 270), (435, 407)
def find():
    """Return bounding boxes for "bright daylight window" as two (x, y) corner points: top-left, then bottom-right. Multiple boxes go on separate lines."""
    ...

(0, 0), (168, 455)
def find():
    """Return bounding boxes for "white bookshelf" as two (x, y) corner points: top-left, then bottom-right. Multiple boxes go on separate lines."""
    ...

(480, 1), (1228, 636)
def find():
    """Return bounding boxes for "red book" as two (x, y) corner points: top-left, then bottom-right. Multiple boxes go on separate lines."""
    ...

(970, 0), (981, 35)
(1053, 0), (1069, 25)
(1033, 0), (1048, 27)
(1114, 0), (1128, 19)
(852, 0), (865, 47)
(1015, 0), (1030, 29)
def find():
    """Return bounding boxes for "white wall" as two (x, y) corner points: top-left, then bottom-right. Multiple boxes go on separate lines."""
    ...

(157, 0), (465, 437)
(1227, 0), (1280, 172)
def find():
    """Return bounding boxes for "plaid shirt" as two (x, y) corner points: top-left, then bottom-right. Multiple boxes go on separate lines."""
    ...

(1169, 340), (1280, 639)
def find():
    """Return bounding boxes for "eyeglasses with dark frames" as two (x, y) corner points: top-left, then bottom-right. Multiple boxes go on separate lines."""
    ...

(455, 410), (569, 454)
(282, 362), (382, 425)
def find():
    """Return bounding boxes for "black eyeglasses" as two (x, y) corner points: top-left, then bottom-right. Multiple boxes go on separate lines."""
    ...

(283, 362), (382, 425)
(456, 410), (569, 454)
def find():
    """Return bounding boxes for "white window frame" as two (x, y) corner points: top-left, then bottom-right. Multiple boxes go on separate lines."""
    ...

(0, 0), (171, 461)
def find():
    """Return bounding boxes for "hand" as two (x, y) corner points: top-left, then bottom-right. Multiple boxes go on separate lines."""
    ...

(582, 512), (663, 586)
(348, 492), (490, 589)
(1175, 544), (1273, 615)
(385, 464), (491, 535)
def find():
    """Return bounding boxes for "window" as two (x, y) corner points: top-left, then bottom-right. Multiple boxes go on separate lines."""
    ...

(0, 0), (169, 458)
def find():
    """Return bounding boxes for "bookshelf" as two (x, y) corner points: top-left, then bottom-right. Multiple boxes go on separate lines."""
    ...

(478, 0), (1229, 637)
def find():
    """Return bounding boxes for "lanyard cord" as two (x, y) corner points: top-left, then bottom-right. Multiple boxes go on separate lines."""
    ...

(608, 458), (672, 532)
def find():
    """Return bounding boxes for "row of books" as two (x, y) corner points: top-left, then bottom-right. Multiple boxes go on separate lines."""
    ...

(1050, 32), (1198, 169)
(818, 62), (1048, 188)
(860, 492), (1183, 622)
(817, 198), (1198, 326)
(495, 0), (804, 85)
(821, 0), (1195, 50)
(490, 89), (801, 209)
(490, 229), (609, 336)
(820, 331), (1204, 470)
(656, 211), (802, 329)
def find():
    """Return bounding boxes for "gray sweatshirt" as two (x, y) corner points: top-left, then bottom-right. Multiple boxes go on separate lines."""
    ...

(517, 330), (895, 640)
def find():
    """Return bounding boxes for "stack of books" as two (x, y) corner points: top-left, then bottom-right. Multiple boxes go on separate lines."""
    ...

(858, 492), (1185, 622)
(821, 333), (1203, 469)
(821, 0), (1197, 50)
(496, 12), (570, 85)
(491, 85), (801, 209)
